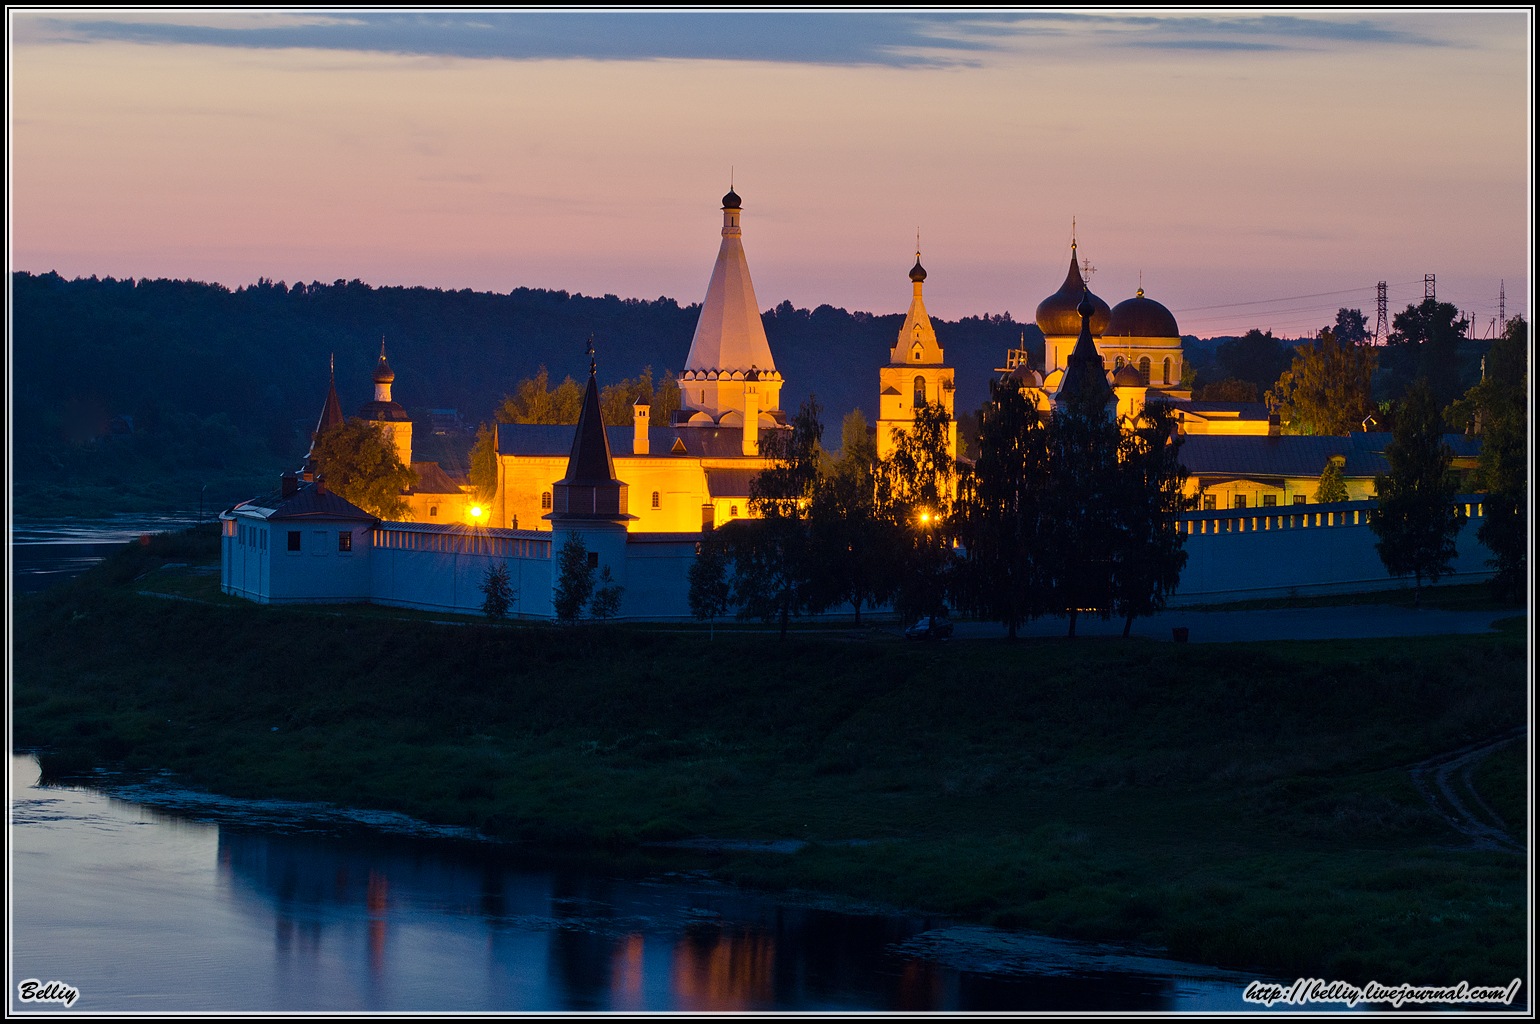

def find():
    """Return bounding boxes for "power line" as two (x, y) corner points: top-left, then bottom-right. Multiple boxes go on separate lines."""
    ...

(1171, 279), (1424, 314)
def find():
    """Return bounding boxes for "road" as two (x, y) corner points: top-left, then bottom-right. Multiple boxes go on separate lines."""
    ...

(945, 605), (1520, 643)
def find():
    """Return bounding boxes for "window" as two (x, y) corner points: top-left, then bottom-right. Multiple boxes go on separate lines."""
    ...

(1162, 357), (1171, 385)
(1114, 356), (1125, 370)
(1262, 494), (1277, 507)
(287, 531), (301, 552)
(541, 491), (552, 510)
(587, 551), (599, 569)
(429, 505), (438, 517)
(651, 491), (660, 509)
(1294, 495), (1307, 505)
(730, 504), (739, 517)
(911, 344), (923, 362)
(1138, 357), (1151, 384)
(338, 531), (352, 552)
(1234, 495), (1248, 510)
(1202, 495), (1216, 511)
(913, 375), (927, 407)
(260, 532), (266, 550)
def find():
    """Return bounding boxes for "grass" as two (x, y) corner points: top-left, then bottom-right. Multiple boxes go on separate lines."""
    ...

(11, 529), (1530, 987)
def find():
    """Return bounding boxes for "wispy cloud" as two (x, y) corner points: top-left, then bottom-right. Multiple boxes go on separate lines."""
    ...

(18, 10), (1455, 68)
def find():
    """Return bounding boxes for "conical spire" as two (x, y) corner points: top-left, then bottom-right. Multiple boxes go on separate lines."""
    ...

(892, 247), (941, 364)
(551, 338), (629, 520)
(683, 187), (778, 384)
(1056, 289), (1113, 417)
(302, 355), (345, 479)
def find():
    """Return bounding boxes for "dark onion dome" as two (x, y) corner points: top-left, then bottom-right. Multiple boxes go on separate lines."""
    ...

(910, 256), (927, 283)
(1113, 363), (1146, 388)
(722, 188), (742, 210)
(1004, 365), (1044, 388)
(374, 352), (396, 384)
(1105, 287), (1180, 340)
(1036, 249), (1110, 337)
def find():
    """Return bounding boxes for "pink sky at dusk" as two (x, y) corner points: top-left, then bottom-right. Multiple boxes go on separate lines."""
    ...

(8, 10), (1532, 339)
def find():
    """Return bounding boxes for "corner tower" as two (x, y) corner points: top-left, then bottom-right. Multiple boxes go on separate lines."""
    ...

(877, 250), (956, 462)
(678, 187), (784, 426)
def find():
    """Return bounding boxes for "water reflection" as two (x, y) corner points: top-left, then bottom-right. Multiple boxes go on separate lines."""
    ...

(12, 755), (1270, 1012)
(11, 513), (205, 594)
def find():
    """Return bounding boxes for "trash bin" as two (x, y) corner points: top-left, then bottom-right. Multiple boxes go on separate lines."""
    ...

(1172, 626), (1189, 643)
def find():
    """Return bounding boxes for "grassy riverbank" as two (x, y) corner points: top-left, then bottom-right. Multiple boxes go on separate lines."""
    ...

(12, 529), (1528, 989)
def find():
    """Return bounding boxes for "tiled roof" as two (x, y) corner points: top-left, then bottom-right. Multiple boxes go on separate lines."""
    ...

(230, 483), (376, 522)
(1179, 432), (1480, 479)
(408, 461), (463, 495)
(704, 467), (762, 498)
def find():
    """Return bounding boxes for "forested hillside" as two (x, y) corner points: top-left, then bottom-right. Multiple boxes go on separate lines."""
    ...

(12, 272), (1037, 515)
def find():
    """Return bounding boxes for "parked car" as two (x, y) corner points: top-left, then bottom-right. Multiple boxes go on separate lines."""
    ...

(904, 613), (953, 640)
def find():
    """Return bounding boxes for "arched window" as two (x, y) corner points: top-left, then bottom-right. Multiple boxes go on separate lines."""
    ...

(913, 375), (927, 407)
(1138, 357), (1151, 384)
(1162, 358), (1172, 385)
(911, 343), (923, 362)
(541, 491), (552, 510)
(1114, 356), (1125, 370)
(651, 491), (660, 509)
(730, 504), (739, 517)
(429, 505), (438, 517)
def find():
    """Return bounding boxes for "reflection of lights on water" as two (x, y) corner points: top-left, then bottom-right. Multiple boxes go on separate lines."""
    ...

(670, 929), (777, 1011)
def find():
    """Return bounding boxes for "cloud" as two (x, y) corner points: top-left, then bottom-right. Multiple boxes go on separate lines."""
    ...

(21, 12), (997, 68)
(19, 10), (1457, 68)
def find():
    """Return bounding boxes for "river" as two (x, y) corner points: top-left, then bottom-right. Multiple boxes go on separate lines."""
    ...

(9, 754), (1278, 1013)
(10, 514), (206, 595)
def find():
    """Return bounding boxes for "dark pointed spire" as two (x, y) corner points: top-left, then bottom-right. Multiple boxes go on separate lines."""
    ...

(302, 356), (346, 479)
(550, 344), (630, 520)
(1056, 289), (1113, 417)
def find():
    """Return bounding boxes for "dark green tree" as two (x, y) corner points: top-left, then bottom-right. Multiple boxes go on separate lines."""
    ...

(1386, 299), (1469, 406)
(955, 381), (1051, 639)
(806, 409), (897, 625)
(480, 561), (516, 620)
(1109, 402), (1191, 637)
(1446, 316), (1527, 601)
(1216, 329), (1292, 395)
(875, 401), (956, 624)
(309, 418), (416, 520)
(1312, 456), (1350, 503)
(553, 534), (595, 624)
(496, 367), (585, 425)
(589, 566), (624, 623)
(1267, 327), (1377, 436)
(1333, 307), (1371, 345)
(1371, 379), (1466, 604)
(468, 423), (498, 501)
(687, 536), (732, 638)
(1044, 379), (1123, 637)
(724, 399), (825, 639)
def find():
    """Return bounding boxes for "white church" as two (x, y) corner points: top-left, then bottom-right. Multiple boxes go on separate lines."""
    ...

(220, 189), (1493, 618)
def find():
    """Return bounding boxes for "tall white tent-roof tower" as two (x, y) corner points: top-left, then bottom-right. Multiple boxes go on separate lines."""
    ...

(678, 187), (783, 426)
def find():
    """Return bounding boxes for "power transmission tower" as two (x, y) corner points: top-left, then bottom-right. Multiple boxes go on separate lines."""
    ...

(1374, 281), (1388, 345)
(1498, 280), (1507, 334)
(1424, 274), (1436, 301)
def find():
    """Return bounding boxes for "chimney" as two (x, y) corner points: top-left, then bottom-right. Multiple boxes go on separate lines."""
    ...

(281, 471), (298, 498)
(315, 474), (328, 496)
(742, 383), (760, 456)
(633, 400), (650, 455)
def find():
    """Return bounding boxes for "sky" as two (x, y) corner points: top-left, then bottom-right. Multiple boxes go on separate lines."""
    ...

(8, 9), (1532, 339)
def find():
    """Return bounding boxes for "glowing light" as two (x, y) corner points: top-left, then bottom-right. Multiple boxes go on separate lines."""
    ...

(918, 510), (932, 525)
(470, 505), (484, 520)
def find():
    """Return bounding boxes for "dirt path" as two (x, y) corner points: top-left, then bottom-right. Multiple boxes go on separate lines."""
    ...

(1408, 726), (1525, 854)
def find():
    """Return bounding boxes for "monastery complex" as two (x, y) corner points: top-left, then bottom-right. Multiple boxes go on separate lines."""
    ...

(221, 188), (1490, 617)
